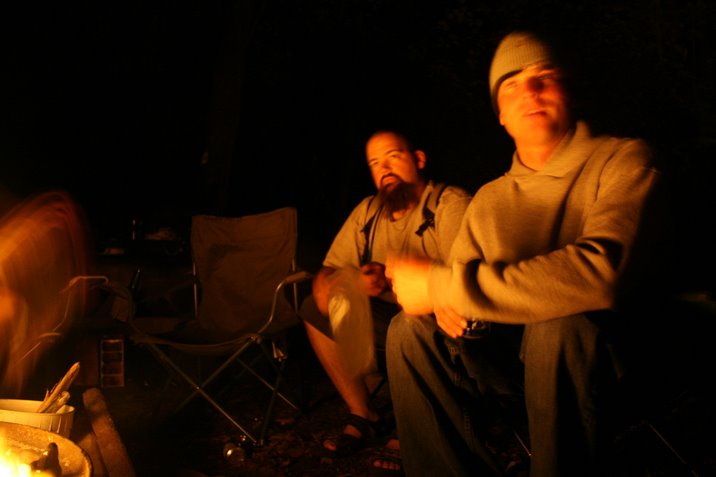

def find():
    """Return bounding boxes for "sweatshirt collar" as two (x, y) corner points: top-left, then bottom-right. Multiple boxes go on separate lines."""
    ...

(507, 121), (595, 178)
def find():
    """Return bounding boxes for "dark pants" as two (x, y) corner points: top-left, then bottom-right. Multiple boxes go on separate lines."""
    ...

(387, 312), (618, 477)
(386, 313), (523, 477)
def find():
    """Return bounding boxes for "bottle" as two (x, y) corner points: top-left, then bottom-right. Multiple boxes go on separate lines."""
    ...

(130, 218), (143, 241)
(223, 435), (252, 464)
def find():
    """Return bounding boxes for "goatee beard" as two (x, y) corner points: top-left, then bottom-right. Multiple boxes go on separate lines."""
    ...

(378, 181), (420, 216)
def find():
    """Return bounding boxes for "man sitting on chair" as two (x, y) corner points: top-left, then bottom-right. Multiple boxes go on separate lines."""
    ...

(299, 129), (470, 472)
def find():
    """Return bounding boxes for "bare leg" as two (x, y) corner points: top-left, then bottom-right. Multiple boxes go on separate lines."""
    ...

(305, 321), (381, 447)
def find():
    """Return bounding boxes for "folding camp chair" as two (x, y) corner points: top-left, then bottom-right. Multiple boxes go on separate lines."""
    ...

(126, 207), (311, 446)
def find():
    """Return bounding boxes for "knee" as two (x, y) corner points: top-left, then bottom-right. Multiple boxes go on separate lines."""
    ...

(387, 312), (415, 346)
(298, 295), (332, 337)
(299, 294), (313, 313)
(299, 295), (322, 323)
(524, 317), (602, 378)
(386, 313), (435, 361)
(527, 316), (599, 348)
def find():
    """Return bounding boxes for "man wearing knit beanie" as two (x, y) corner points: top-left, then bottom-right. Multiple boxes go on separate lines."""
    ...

(488, 31), (560, 114)
(386, 30), (668, 476)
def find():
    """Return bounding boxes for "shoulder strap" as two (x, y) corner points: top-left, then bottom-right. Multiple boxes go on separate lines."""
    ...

(415, 182), (447, 237)
(362, 183), (448, 261)
(360, 195), (383, 265)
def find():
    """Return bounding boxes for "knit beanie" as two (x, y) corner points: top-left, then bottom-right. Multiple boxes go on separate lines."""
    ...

(488, 31), (555, 113)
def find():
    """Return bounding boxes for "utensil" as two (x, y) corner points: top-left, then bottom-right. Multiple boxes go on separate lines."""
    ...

(36, 362), (80, 413)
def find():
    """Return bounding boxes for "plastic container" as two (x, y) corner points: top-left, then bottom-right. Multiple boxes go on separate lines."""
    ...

(327, 268), (375, 377)
(0, 399), (75, 437)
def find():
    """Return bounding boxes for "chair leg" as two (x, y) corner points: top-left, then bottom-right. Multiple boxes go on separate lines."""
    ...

(614, 383), (705, 476)
(257, 356), (288, 446)
(235, 350), (301, 411)
(147, 343), (301, 447)
(173, 340), (255, 412)
(642, 419), (699, 476)
(144, 342), (260, 444)
(140, 338), (303, 448)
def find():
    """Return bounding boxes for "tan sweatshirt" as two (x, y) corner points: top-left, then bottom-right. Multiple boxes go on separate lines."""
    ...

(429, 121), (663, 324)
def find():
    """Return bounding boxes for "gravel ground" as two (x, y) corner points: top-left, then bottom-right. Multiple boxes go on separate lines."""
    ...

(96, 325), (715, 477)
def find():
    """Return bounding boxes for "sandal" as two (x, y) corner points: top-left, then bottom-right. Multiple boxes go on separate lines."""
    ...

(322, 413), (388, 457)
(369, 437), (403, 476)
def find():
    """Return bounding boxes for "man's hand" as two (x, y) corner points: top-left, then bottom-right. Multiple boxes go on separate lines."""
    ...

(359, 262), (388, 296)
(385, 254), (434, 315)
(313, 263), (387, 316)
(434, 305), (469, 339)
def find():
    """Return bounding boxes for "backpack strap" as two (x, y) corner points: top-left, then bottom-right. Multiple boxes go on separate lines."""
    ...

(415, 182), (447, 237)
(360, 195), (383, 265)
(361, 182), (447, 262)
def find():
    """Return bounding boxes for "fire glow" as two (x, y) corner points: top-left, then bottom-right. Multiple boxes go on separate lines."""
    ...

(0, 433), (57, 477)
(0, 191), (90, 395)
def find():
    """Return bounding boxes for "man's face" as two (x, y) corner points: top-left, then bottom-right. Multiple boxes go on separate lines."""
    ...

(365, 132), (425, 193)
(497, 65), (571, 148)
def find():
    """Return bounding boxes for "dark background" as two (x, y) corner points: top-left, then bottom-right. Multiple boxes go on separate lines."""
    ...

(2, 0), (715, 289)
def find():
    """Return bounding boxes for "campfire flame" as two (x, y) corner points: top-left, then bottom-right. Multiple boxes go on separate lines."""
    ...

(0, 191), (91, 395)
(0, 431), (59, 476)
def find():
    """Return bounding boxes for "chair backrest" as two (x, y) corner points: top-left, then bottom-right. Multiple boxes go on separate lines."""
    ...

(190, 207), (298, 336)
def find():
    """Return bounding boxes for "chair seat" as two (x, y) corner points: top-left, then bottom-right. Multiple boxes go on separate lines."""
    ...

(131, 314), (301, 352)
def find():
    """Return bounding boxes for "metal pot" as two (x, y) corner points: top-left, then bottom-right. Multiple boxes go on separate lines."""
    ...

(0, 421), (92, 476)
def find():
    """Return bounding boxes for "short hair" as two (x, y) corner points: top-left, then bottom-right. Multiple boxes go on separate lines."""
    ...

(368, 129), (418, 153)
(366, 129), (429, 178)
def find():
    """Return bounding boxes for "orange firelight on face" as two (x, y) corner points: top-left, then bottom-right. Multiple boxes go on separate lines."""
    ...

(0, 191), (91, 395)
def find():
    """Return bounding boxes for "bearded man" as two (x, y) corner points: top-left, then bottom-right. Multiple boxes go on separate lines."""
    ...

(299, 129), (470, 474)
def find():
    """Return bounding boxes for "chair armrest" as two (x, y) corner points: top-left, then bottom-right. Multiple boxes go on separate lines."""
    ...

(260, 270), (313, 334)
(282, 270), (313, 286)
